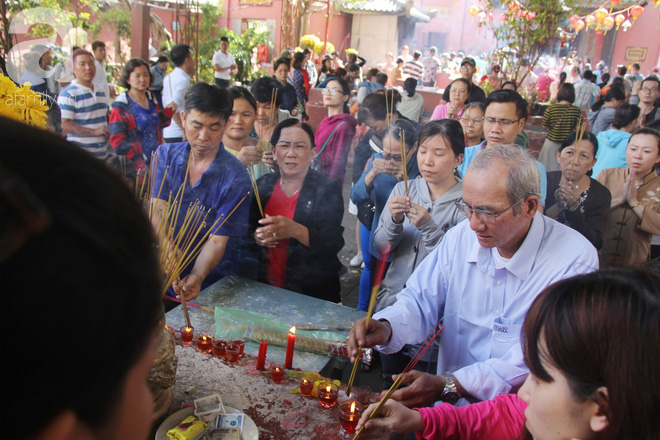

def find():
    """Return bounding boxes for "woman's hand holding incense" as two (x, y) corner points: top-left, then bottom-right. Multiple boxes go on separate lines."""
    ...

(407, 201), (430, 228)
(389, 194), (409, 224)
(237, 145), (263, 167)
(348, 317), (391, 362)
(356, 400), (424, 434)
(388, 370), (445, 408)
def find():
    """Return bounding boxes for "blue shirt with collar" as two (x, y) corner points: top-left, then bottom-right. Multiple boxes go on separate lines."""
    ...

(153, 141), (252, 291)
(374, 212), (598, 404)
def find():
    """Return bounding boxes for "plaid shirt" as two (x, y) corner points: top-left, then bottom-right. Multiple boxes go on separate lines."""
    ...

(574, 80), (600, 110)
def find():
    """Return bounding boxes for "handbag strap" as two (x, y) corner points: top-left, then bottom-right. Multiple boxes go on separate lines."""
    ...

(318, 121), (347, 155)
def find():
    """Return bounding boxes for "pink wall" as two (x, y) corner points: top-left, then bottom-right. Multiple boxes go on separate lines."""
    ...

(610, 7), (659, 74)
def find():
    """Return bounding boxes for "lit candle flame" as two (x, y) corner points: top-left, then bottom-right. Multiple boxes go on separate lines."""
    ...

(350, 401), (356, 412)
(289, 326), (296, 335)
(326, 385), (331, 392)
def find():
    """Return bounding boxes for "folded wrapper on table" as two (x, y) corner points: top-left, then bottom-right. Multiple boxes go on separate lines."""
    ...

(213, 307), (372, 365)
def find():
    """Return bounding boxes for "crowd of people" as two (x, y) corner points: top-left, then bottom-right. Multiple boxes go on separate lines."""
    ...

(4, 36), (660, 440)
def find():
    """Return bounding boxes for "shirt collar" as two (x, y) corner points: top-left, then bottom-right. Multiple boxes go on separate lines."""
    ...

(174, 143), (226, 181)
(174, 67), (191, 81)
(467, 211), (543, 280)
(71, 80), (94, 92)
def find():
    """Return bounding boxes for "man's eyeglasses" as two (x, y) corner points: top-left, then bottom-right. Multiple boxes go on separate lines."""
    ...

(321, 88), (343, 96)
(382, 152), (403, 162)
(484, 117), (521, 127)
(455, 198), (524, 223)
(460, 117), (485, 125)
(641, 87), (659, 93)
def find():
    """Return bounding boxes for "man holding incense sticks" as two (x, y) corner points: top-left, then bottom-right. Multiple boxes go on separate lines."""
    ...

(348, 145), (598, 408)
(151, 82), (251, 303)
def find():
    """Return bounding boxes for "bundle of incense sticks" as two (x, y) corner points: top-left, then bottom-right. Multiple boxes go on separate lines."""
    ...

(569, 117), (588, 178)
(345, 244), (392, 397)
(352, 320), (445, 440)
(399, 128), (409, 196)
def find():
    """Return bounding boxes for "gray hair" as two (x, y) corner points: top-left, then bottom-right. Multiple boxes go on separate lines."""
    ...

(468, 145), (540, 214)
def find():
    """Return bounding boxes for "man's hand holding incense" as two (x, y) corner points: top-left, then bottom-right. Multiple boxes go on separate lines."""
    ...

(262, 150), (276, 171)
(348, 317), (392, 362)
(355, 400), (423, 434)
(388, 370), (445, 408)
(173, 273), (202, 301)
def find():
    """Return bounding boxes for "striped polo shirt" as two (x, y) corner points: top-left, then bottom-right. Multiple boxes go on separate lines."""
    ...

(58, 80), (109, 159)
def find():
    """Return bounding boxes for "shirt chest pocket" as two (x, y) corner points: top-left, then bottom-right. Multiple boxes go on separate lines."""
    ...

(490, 319), (522, 359)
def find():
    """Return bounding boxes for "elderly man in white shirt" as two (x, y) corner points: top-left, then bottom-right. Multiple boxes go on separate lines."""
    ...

(212, 36), (236, 88)
(348, 145), (598, 408)
(163, 44), (194, 143)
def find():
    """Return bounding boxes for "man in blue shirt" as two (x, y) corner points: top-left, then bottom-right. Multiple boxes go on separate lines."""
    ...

(152, 82), (251, 301)
(348, 145), (598, 407)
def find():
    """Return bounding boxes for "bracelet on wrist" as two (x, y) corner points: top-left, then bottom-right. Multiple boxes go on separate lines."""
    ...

(630, 201), (642, 209)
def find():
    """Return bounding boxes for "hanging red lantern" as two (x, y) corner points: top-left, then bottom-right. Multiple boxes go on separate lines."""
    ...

(630, 5), (644, 19)
(573, 19), (586, 31)
(584, 14), (596, 26)
(610, 0), (622, 4)
(594, 8), (608, 22)
(569, 14), (580, 25)
(602, 15), (615, 29)
(469, 5), (480, 16)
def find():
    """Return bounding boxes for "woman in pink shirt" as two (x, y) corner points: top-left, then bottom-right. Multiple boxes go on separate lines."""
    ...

(357, 268), (660, 440)
(430, 78), (469, 121)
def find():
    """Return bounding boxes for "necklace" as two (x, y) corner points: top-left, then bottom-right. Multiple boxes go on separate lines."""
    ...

(280, 178), (302, 196)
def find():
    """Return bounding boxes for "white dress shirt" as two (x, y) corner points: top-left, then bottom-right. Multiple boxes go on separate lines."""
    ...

(374, 212), (598, 403)
(212, 50), (236, 80)
(162, 67), (191, 139)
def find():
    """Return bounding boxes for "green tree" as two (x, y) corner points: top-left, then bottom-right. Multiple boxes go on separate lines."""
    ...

(223, 22), (271, 84)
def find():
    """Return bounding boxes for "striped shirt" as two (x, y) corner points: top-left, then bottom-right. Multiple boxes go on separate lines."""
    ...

(542, 103), (582, 143)
(403, 60), (424, 81)
(58, 80), (109, 159)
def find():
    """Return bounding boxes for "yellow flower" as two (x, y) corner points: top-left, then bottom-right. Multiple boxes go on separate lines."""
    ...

(0, 74), (49, 128)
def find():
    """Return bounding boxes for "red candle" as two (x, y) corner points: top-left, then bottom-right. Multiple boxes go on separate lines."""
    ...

(338, 400), (363, 436)
(212, 339), (227, 359)
(299, 374), (314, 396)
(270, 364), (284, 383)
(318, 382), (338, 408)
(284, 326), (296, 369)
(256, 341), (268, 370)
(180, 326), (194, 345)
(196, 334), (212, 353)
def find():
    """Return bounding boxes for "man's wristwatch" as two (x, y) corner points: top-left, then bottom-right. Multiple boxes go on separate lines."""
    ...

(441, 372), (461, 404)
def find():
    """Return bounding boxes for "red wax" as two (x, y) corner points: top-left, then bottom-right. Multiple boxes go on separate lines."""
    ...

(180, 326), (194, 345)
(299, 378), (314, 396)
(271, 366), (284, 383)
(256, 341), (268, 370)
(196, 334), (212, 353)
(284, 327), (296, 369)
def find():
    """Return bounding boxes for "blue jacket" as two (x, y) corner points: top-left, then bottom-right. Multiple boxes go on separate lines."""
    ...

(592, 129), (631, 178)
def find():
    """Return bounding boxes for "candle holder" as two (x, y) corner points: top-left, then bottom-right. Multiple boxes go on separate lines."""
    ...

(349, 385), (372, 407)
(338, 400), (363, 437)
(225, 342), (240, 364)
(317, 381), (339, 408)
(212, 338), (227, 359)
(270, 364), (285, 384)
(232, 339), (245, 356)
(180, 326), (194, 345)
(196, 333), (213, 353)
(299, 373), (315, 396)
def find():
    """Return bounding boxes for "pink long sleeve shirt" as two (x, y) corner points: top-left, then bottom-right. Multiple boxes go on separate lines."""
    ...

(415, 394), (527, 440)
